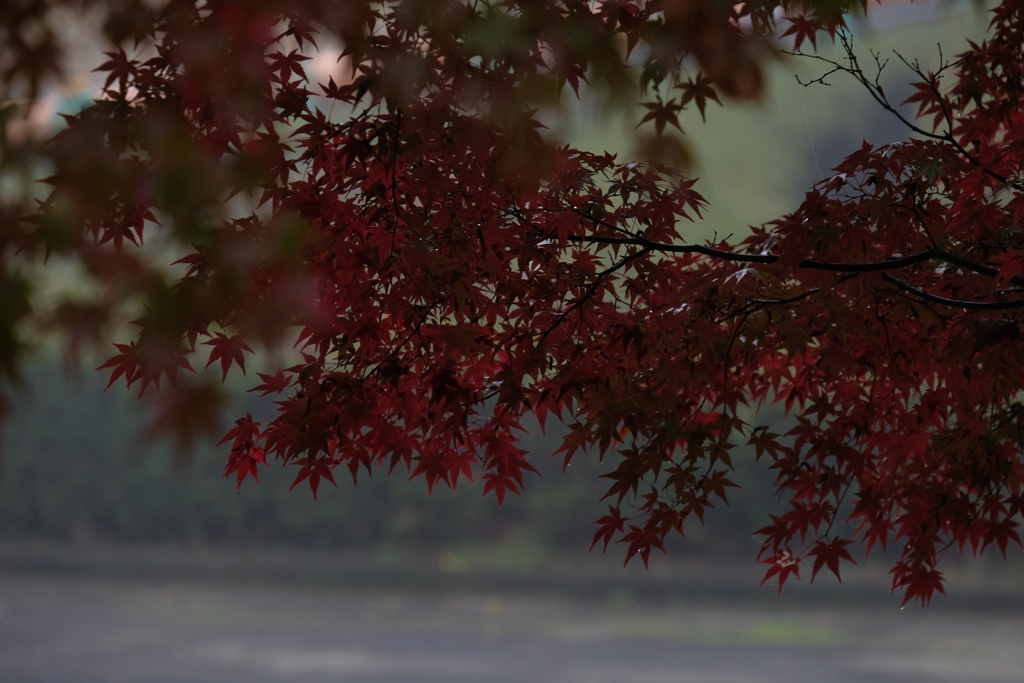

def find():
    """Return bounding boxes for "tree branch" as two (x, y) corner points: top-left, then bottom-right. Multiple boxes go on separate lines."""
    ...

(568, 236), (940, 272)
(882, 274), (1024, 310)
(565, 234), (779, 263)
(568, 232), (1024, 311)
(571, 233), (1024, 286)
(800, 252), (934, 272)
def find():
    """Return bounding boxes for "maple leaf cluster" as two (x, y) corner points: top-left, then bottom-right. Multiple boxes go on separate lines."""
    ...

(1, 0), (1023, 606)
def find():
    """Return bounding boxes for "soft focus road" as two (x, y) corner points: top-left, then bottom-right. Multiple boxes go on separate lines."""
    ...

(3, 570), (1024, 683)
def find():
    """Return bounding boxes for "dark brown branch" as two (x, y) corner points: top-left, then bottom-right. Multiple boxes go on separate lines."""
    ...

(570, 234), (1024, 290)
(537, 248), (652, 345)
(931, 248), (1024, 288)
(565, 234), (779, 263)
(882, 274), (1024, 310)
(811, 33), (1016, 189)
(749, 288), (821, 306)
(799, 252), (934, 272)
(568, 235), (942, 272)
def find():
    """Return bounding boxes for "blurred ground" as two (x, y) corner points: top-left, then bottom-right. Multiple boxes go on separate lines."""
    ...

(2, 544), (1024, 683)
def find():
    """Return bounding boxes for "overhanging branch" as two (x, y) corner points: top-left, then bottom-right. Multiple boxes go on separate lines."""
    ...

(566, 234), (1024, 310)
(882, 274), (1024, 310)
(565, 234), (779, 263)
(569, 235), (949, 274)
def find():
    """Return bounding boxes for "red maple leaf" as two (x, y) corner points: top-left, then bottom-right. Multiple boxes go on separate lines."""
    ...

(781, 15), (821, 51)
(808, 537), (857, 582)
(96, 341), (143, 390)
(591, 505), (628, 552)
(94, 47), (136, 90)
(203, 333), (254, 381)
(250, 370), (293, 396)
(759, 549), (802, 593)
(289, 454), (338, 501)
(677, 72), (722, 122)
(637, 96), (685, 136)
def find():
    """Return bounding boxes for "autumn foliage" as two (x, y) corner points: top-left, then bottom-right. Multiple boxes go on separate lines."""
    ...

(3, 0), (1024, 606)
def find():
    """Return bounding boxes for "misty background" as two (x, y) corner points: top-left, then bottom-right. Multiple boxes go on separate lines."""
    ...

(4, 5), (1024, 683)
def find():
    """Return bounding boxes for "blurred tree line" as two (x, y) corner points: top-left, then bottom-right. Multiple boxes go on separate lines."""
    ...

(0, 363), (783, 564)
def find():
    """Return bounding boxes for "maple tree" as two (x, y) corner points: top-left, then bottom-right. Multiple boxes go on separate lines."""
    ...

(2, 0), (1024, 606)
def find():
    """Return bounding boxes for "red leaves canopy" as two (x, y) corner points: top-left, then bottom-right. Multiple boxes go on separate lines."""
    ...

(2, 0), (1024, 606)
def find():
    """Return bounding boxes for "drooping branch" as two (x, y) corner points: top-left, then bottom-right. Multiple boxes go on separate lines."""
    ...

(569, 232), (1024, 312)
(571, 234), (1022, 282)
(565, 234), (779, 263)
(882, 273), (1024, 310)
(799, 252), (933, 272)
(931, 248), (1024, 288)
(568, 233), (938, 269)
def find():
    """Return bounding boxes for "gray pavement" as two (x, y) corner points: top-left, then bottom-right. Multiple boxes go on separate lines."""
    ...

(2, 570), (1024, 682)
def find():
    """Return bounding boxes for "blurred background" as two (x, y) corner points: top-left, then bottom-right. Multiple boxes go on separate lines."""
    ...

(3, 3), (1024, 682)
